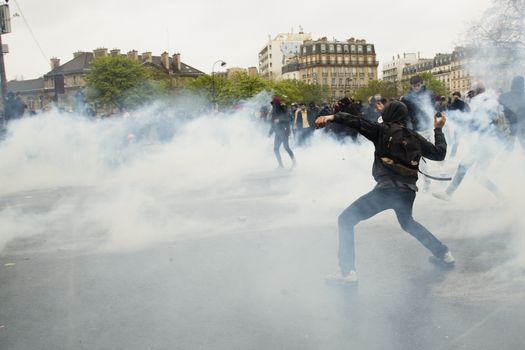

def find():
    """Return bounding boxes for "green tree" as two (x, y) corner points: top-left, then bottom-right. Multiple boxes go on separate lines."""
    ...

(86, 56), (166, 111)
(352, 80), (399, 102)
(229, 72), (269, 100)
(402, 72), (449, 97)
(187, 75), (329, 108)
(270, 80), (329, 104)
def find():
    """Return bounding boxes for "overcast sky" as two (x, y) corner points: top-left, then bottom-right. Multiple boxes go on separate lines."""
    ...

(3, 0), (493, 81)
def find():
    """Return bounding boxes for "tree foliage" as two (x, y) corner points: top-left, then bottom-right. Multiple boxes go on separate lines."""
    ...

(86, 56), (166, 110)
(186, 73), (329, 107)
(469, 0), (525, 49)
(466, 0), (525, 86)
(352, 80), (399, 102)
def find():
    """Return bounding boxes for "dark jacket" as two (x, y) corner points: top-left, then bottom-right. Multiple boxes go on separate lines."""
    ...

(449, 98), (469, 112)
(269, 103), (292, 136)
(332, 102), (447, 191)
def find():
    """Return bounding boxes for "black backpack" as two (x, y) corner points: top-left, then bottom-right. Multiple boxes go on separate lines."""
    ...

(377, 123), (422, 177)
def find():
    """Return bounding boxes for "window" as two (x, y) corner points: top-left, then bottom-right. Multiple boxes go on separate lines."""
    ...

(367, 45), (372, 53)
(312, 45), (316, 53)
(329, 44), (335, 53)
(321, 44), (326, 53)
(350, 45), (356, 53)
(357, 45), (363, 53)
(343, 45), (349, 53)
(336, 45), (342, 53)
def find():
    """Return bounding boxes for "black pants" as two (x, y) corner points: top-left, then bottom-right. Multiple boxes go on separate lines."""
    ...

(274, 129), (295, 167)
(338, 187), (448, 274)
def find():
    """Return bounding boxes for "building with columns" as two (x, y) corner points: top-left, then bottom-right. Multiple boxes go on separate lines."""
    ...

(295, 37), (379, 98)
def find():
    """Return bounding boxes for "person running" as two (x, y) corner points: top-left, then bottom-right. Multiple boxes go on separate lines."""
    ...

(315, 101), (454, 284)
(268, 96), (296, 168)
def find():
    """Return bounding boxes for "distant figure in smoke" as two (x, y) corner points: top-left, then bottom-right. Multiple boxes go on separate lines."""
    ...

(268, 96), (296, 168)
(499, 75), (525, 148)
(5, 92), (27, 121)
(316, 101), (454, 284)
(259, 105), (270, 122)
(401, 75), (435, 132)
(449, 91), (469, 113)
(433, 84), (506, 201)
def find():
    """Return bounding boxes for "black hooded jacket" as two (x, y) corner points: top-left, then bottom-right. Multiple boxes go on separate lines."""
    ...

(332, 101), (447, 191)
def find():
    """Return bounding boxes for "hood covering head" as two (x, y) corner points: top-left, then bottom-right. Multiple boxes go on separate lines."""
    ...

(510, 76), (524, 93)
(339, 97), (351, 107)
(271, 96), (281, 106)
(381, 101), (409, 124)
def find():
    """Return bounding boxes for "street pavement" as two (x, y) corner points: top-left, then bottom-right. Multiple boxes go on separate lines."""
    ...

(0, 175), (524, 350)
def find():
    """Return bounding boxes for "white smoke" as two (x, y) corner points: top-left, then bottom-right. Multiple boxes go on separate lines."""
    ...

(0, 89), (524, 303)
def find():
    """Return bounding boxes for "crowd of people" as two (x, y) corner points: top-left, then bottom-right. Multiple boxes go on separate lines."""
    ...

(262, 74), (525, 284)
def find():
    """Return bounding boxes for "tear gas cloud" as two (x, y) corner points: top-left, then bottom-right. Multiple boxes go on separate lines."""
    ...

(1, 85), (524, 294)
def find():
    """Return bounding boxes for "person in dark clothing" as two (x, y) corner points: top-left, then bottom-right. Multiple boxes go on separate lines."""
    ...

(315, 101), (454, 283)
(325, 97), (359, 141)
(308, 101), (319, 118)
(5, 92), (26, 121)
(448, 91), (469, 112)
(318, 102), (333, 117)
(268, 96), (295, 168)
(499, 75), (525, 147)
(259, 105), (270, 122)
(401, 75), (435, 132)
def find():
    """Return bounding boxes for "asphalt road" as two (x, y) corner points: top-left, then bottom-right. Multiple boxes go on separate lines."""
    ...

(1, 181), (524, 350)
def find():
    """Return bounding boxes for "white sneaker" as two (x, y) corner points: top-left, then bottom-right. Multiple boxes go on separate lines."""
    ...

(326, 270), (358, 285)
(429, 251), (455, 268)
(442, 251), (455, 264)
(432, 191), (452, 201)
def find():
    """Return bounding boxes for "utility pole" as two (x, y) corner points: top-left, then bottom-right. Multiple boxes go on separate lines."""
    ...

(0, 2), (11, 125)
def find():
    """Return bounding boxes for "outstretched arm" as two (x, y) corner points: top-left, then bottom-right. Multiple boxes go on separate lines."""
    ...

(315, 112), (381, 141)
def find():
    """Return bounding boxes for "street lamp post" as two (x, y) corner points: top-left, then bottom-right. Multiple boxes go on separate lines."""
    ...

(211, 59), (226, 111)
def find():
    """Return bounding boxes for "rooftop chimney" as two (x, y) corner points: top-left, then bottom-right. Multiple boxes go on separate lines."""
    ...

(142, 51), (152, 63)
(127, 50), (138, 61)
(110, 49), (121, 57)
(161, 52), (170, 70)
(73, 51), (84, 58)
(93, 48), (108, 58)
(173, 53), (181, 71)
(50, 57), (60, 70)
